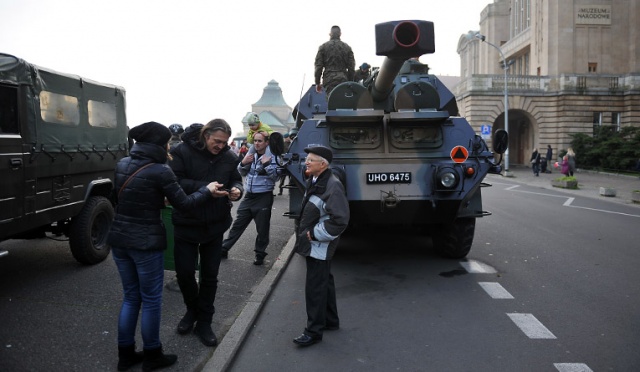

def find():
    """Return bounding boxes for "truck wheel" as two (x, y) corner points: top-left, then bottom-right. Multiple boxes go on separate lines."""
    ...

(432, 218), (476, 259)
(69, 196), (114, 265)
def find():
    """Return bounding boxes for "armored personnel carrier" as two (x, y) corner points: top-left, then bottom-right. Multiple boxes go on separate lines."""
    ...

(274, 20), (508, 258)
(0, 53), (129, 264)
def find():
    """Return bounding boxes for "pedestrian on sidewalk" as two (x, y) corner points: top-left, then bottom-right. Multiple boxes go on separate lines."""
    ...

(168, 120), (243, 347)
(530, 148), (541, 176)
(567, 148), (577, 176)
(108, 121), (220, 371)
(221, 131), (280, 265)
(292, 145), (350, 347)
(546, 145), (553, 173)
(561, 155), (570, 176)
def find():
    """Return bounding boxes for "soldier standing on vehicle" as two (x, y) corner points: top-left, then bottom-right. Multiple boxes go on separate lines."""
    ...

(314, 25), (355, 96)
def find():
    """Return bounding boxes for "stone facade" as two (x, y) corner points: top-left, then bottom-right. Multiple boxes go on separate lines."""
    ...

(456, 0), (640, 166)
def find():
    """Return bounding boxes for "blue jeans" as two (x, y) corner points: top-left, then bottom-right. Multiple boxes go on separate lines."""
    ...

(112, 247), (164, 349)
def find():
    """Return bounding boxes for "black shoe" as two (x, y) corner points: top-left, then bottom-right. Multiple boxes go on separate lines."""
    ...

(194, 322), (218, 347)
(253, 257), (264, 265)
(177, 309), (197, 335)
(142, 346), (177, 372)
(220, 249), (228, 259)
(117, 344), (144, 371)
(293, 333), (322, 347)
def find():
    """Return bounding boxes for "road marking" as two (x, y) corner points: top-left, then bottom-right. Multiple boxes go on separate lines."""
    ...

(478, 282), (514, 299)
(503, 185), (640, 218)
(507, 313), (557, 339)
(563, 198), (640, 217)
(553, 363), (593, 372)
(460, 260), (497, 274)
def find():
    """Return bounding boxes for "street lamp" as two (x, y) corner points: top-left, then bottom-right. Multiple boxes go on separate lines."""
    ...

(467, 31), (510, 173)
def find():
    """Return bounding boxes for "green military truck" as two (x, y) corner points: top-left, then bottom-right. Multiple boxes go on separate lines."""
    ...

(0, 53), (129, 264)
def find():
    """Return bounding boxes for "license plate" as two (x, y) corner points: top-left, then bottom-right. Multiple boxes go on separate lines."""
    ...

(366, 172), (412, 184)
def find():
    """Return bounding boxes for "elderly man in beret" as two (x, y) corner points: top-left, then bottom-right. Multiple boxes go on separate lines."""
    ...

(292, 145), (350, 347)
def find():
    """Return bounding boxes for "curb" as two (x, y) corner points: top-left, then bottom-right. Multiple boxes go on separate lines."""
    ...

(202, 233), (297, 372)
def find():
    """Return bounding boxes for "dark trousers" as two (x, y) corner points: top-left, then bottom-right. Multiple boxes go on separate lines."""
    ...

(222, 192), (273, 258)
(304, 256), (339, 337)
(174, 231), (223, 323)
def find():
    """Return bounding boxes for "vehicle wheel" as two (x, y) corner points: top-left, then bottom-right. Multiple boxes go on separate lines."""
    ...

(69, 196), (114, 265)
(432, 218), (476, 259)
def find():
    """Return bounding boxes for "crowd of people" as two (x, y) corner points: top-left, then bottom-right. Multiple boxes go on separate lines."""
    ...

(108, 24), (357, 371)
(530, 145), (577, 177)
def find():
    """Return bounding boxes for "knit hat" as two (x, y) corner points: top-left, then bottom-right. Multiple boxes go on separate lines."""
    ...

(129, 122), (172, 147)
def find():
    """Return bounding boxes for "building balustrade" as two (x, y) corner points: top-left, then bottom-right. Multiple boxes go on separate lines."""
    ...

(454, 73), (640, 96)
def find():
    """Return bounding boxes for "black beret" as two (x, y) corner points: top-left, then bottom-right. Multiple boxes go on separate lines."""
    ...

(304, 145), (333, 164)
(129, 121), (172, 147)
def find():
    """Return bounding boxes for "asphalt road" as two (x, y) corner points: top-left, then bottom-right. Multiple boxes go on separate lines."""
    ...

(1, 168), (638, 371)
(0, 192), (295, 372)
(228, 174), (640, 372)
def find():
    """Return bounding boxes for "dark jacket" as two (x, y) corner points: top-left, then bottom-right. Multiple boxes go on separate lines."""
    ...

(530, 150), (540, 165)
(294, 169), (349, 261)
(107, 142), (212, 251)
(168, 124), (244, 236)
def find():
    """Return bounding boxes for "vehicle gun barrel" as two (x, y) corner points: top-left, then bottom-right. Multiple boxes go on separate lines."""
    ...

(371, 20), (435, 102)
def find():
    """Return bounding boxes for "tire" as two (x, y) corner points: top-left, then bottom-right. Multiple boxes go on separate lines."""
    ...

(69, 196), (114, 265)
(432, 218), (476, 259)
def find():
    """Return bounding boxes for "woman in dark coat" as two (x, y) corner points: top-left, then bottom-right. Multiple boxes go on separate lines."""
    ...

(530, 148), (541, 176)
(107, 121), (220, 371)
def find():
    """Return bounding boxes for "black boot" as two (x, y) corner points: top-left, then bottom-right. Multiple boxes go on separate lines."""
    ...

(177, 309), (197, 334)
(117, 344), (143, 371)
(142, 346), (177, 371)
(194, 321), (218, 347)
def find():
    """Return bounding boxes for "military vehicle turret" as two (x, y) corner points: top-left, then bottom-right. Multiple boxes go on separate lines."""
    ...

(0, 53), (129, 264)
(272, 20), (508, 258)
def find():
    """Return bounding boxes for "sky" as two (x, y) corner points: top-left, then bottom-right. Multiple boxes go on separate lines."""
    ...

(0, 0), (489, 136)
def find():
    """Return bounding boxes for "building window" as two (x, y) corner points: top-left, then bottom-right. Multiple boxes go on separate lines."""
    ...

(592, 112), (603, 135)
(611, 112), (621, 131)
(593, 112), (602, 125)
(588, 62), (597, 73)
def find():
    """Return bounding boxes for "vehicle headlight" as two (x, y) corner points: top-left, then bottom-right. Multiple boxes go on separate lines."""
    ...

(436, 167), (459, 189)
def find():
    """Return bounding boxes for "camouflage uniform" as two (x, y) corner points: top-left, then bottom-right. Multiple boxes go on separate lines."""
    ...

(314, 36), (355, 96)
